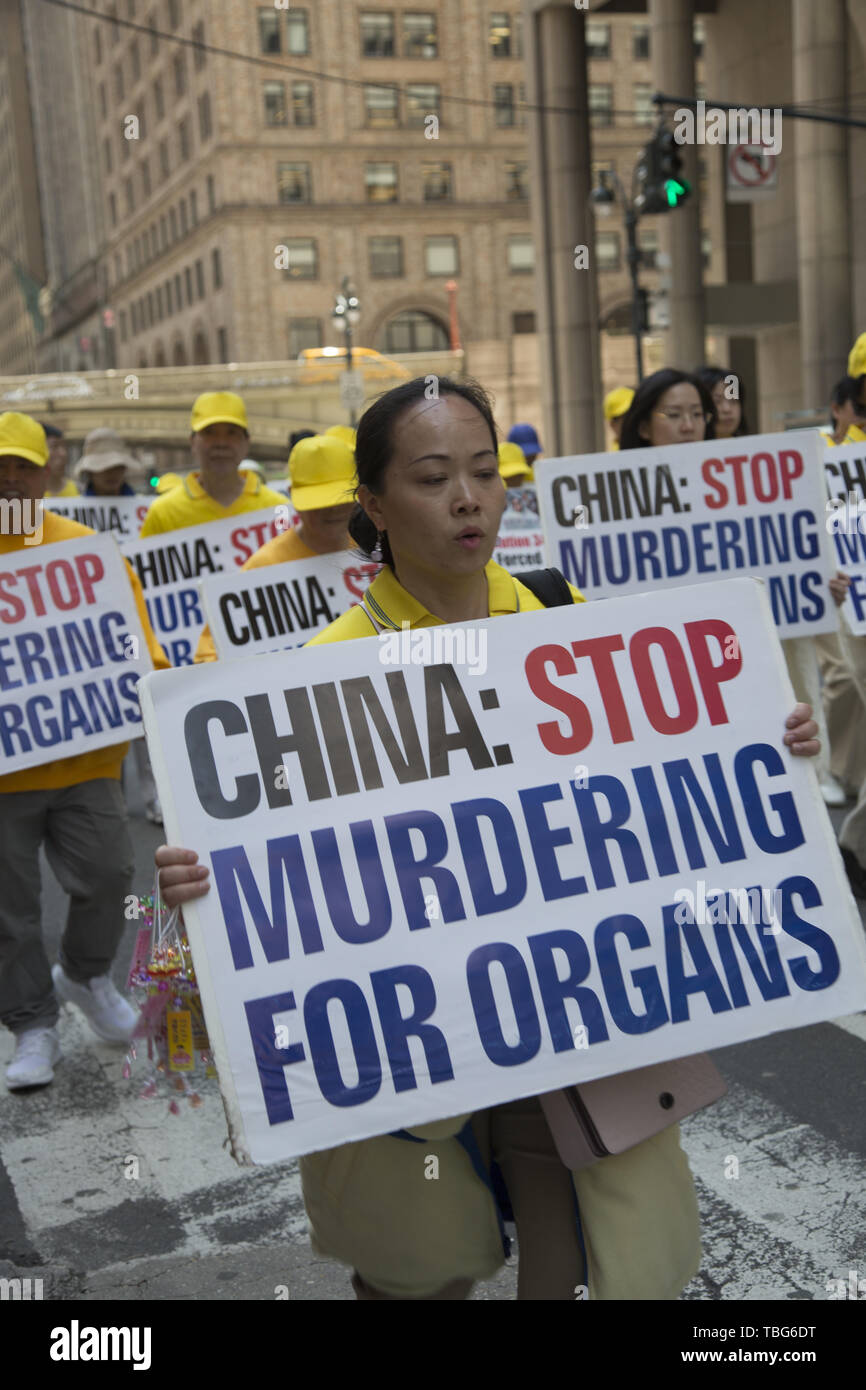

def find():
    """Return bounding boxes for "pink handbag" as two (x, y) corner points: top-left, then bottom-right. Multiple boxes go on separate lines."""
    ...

(538, 1053), (728, 1170)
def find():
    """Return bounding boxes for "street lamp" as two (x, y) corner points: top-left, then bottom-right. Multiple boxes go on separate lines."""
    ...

(590, 170), (646, 383)
(332, 276), (362, 425)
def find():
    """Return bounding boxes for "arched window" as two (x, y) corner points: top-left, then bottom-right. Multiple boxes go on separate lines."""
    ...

(192, 330), (209, 365)
(154, 342), (167, 367)
(138, 354), (148, 369)
(173, 338), (187, 366)
(380, 309), (449, 354)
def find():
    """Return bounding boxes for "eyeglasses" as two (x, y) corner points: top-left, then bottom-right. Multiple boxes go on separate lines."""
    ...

(653, 409), (711, 425)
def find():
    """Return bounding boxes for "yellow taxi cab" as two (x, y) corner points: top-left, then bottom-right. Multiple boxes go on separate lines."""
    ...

(297, 346), (411, 384)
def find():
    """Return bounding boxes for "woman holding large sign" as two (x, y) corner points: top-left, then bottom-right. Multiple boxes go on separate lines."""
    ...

(155, 377), (819, 1301)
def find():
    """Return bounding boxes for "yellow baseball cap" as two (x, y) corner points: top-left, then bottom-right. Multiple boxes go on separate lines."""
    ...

(155, 471), (183, 494)
(498, 441), (532, 482)
(604, 387), (635, 422)
(289, 435), (357, 511)
(324, 424), (357, 450)
(849, 334), (866, 380)
(0, 412), (48, 466)
(190, 391), (248, 433)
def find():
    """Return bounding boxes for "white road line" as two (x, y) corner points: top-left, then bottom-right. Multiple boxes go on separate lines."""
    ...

(830, 1013), (866, 1043)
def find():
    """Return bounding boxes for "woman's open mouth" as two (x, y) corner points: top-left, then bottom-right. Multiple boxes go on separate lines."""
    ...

(455, 528), (483, 550)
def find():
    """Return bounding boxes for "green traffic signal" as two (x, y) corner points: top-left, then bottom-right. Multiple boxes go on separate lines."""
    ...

(665, 177), (691, 208)
(149, 475), (159, 487)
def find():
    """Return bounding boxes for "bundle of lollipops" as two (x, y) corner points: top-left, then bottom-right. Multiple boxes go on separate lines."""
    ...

(124, 883), (215, 1112)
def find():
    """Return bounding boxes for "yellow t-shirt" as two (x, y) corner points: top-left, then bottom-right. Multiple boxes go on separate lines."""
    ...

(194, 525), (351, 663)
(139, 469), (288, 537)
(0, 511), (170, 793)
(44, 480), (79, 498)
(305, 559), (585, 646)
(820, 425), (866, 446)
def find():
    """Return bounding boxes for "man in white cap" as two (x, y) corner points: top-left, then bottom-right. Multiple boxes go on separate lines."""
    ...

(75, 428), (139, 496)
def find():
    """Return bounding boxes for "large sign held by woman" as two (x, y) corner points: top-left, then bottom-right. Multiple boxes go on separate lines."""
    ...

(139, 578), (866, 1164)
(536, 432), (837, 638)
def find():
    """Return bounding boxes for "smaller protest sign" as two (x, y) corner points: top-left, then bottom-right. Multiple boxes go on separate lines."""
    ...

(0, 533), (154, 773)
(493, 485), (546, 575)
(823, 441), (866, 635)
(537, 431), (837, 638)
(44, 494), (152, 541)
(121, 506), (292, 666)
(201, 552), (380, 660)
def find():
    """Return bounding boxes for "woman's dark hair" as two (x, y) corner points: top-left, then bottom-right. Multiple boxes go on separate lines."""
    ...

(619, 369), (717, 451)
(694, 365), (749, 436)
(829, 374), (866, 424)
(349, 376), (499, 568)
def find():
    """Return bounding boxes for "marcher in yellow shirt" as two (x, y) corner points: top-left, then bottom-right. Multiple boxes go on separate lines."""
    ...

(139, 391), (286, 536)
(41, 423), (78, 497)
(194, 433), (357, 662)
(603, 387), (634, 451)
(157, 376), (820, 1303)
(0, 414), (169, 1093)
(819, 374), (866, 447)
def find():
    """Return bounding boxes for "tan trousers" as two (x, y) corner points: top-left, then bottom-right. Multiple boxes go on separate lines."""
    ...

(781, 636), (831, 784)
(814, 631), (866, 794)
(832, 614), (866, 865)
(352, 1096), (586, 1301)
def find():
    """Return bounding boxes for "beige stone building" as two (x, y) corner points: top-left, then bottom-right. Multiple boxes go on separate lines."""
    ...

(0, 0), (46, 375)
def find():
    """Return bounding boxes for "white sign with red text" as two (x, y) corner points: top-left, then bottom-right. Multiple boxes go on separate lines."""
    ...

(121, 509), (293, 666)
(43, 494), (152, 541)
(201, 552), (381, 659)
(536, 432), (837, 638)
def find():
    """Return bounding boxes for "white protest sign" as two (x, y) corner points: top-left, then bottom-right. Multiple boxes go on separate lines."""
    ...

(0, 534), (154, 773)
(44, 494), (152, 541)
(493, 485), (546, 575)
(121, 507), (291, 666)
(201, 553), (381, 660)
(537, 432), (837, 638)
(823, 441), (866, 635)
(140, 577), (866, 1164)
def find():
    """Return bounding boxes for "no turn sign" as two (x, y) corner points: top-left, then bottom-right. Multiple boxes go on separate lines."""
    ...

(727, 143), (779, 202)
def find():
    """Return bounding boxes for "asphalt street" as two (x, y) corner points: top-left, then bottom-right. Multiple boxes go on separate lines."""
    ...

(1, 760), (864, 1302)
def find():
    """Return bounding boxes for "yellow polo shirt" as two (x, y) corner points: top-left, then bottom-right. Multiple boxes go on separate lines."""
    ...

(305, 559), (584, 646)
(194, 525), (350, 663)
(44, 480), (79, 498)
(0, 511), (170, 793)
(139, 469), (288, 537)
(820, 425), (866, 447)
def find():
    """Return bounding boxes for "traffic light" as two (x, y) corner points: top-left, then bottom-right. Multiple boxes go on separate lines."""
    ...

(634, 127), (692, 215)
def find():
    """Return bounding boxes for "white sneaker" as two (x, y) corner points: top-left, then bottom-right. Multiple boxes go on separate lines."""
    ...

(820, 775), (848, 808)
(6, 1027), (61, 1090)
(52, 964), (138, 1043)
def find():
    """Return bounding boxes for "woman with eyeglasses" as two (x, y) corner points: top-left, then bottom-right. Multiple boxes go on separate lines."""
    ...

(618, 368), (716, 450)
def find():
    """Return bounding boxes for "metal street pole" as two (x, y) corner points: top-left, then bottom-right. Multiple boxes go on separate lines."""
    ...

(624, 207), (645, 382)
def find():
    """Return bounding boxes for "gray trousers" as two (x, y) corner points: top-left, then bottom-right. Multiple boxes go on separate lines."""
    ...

(0, 778), (134, 1035)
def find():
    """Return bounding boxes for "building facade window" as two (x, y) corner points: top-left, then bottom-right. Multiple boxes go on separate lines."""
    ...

(109, 191), (117, 226)
(364, 84), (398, 127)
(159, 138), (170, 179)
(99, 83), (107, 117)
(104, 138), (113, 174)
(192, 20), (206, 67)
(288, 318), (322, 356)
(281, 238), (318, 279)
(586, 21), (611, 59)
(382, 309), (448, 353)
(505, 160), (529, 200)
(166, 278), (173, 313)
(287, 9), (309, 55)
(422, 161), (451, 200)
(124, 176), (135, 214)
(633, 23), (650, 60)
(189, 188), (197, 224)
(634, 83), (654, 126)
(198, 93), (212, 141)
(637, 228), (659, 268)
(403, 11), (437, 57)
(130, 40), (141, 82)
(154, 77), (164, 119)
(425, 234), (458, 275)
(148, 10), (158, 55)
(195, 259), (205, 298)
(512, 311), (536, 333)
(94, 26), (103, 64)
(489, 13), (512, 58)
(507, 234), (534, 273)
(178, 117), (190, 162)
(169, 206), (177, 240)
(115, 64), (125, 103)
(406, 83), (439, 127)
(368, 235), (403, 277)
(212, 247), (222, 288)
(173, 52), (186, 97)
(141, 158), (151, 198)
(365, 162), (397, 201)
(258, 8), (281, 52)
(360, 12), (394, 56)
(292, 82), (314, 125)
(184, 266), (193, 305)
(596, 230), (620, 269)
(264, 81), (288, 126)
(493, 84), (514, 127)
(168, 0), (180, 28)
(217, 327), (228, 362)
(589, 83), (613, 127)
(206, 174), (216, 211)
(277, 162), (311, 203)
(179, 197), (188, 233)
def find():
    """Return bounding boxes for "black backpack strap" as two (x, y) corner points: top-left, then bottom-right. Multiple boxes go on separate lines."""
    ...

(519, 567), (575, 608)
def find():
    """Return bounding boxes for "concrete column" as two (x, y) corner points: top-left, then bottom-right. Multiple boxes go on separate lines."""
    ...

(792, 0), (851, 404)
(649, 0), (704, 369)
(523, 0), (602, 454)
